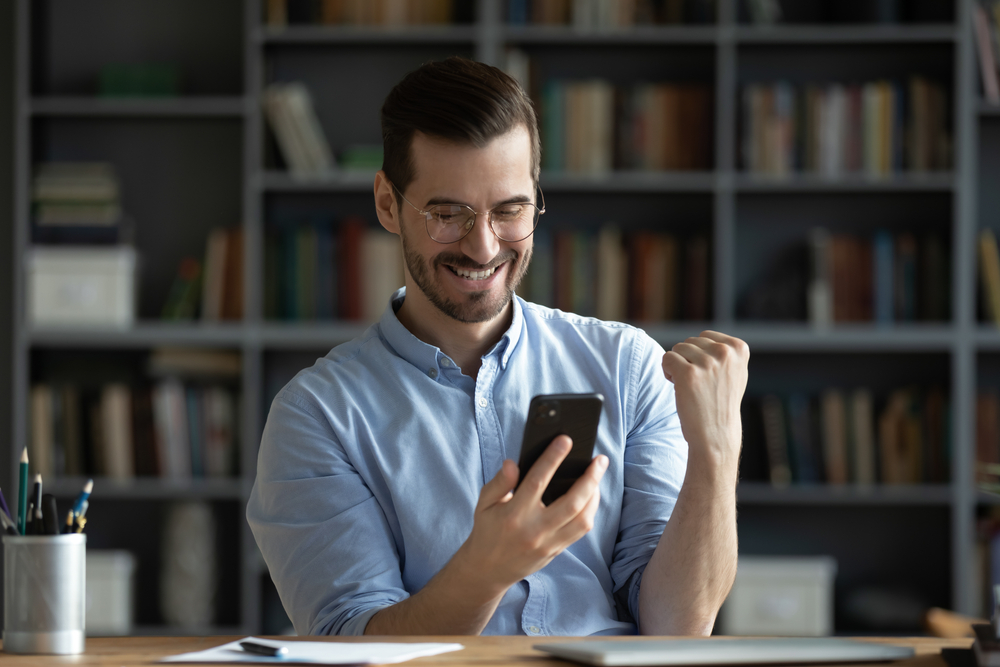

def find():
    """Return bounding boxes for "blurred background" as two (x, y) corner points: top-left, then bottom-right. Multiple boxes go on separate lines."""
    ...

(1, 0), (999, 640)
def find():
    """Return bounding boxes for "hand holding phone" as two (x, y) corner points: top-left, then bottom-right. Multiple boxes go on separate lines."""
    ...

(516, 393), (604, 505)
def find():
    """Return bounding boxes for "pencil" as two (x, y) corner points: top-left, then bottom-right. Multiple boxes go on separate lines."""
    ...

(17, 448), (27, 535)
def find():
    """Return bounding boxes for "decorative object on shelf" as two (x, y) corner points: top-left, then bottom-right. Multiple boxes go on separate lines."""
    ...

(98, 63), (180, 97)
(160, 502), (216, 629)
(26, 246), (138, 328)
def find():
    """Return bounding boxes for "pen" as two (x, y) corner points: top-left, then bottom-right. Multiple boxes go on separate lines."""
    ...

(24, 501), (35, 535)
(0, 485), (12, 523)
(0, 507), (18, 535)
(17, 448), (27, 534)
(42, 494), (59, 535)
(63, 509), (74, 534)
(240, 641), (288, 657)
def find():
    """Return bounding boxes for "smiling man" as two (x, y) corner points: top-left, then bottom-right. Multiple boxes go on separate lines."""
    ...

(247, 57), (749, 637)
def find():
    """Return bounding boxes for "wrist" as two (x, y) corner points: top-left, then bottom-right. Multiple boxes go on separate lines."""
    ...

(441, 542), (511, 607)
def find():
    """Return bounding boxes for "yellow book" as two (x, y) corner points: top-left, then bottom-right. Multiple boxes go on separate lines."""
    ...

(980, 229), (1000, 327)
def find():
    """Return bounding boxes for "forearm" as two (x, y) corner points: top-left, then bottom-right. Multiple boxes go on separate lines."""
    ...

(364, 544), (507, 635)
(637, 449), (738, 636)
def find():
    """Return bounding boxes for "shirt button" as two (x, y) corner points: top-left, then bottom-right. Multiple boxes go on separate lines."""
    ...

(441, 358), (451, 367)
(528, 626), (541, 634)
(428, 368), (438, 379)
(478, 397), (487, 408)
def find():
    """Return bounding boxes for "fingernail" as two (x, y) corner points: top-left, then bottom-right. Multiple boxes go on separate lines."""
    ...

(599, 456), (609, 470)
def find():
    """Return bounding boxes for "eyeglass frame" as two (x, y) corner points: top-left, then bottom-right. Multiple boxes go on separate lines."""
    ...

(390, 182), (545, 244)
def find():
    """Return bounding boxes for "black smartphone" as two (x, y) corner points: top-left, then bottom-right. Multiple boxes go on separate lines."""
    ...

(516, 393), (604, 505)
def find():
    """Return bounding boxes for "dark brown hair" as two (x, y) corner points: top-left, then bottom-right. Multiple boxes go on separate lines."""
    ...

(380, 56), (540, 199)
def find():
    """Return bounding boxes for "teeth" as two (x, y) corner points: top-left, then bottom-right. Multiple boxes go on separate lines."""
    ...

(454, 266), (497, 280)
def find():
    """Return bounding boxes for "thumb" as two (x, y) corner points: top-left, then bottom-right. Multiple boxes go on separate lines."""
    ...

(477, 460), (519, 511)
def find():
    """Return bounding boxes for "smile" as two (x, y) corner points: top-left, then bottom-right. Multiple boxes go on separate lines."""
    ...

(450, 265), (499, 281)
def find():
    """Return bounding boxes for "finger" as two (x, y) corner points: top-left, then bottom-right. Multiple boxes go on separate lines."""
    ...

(477, 459), (519, 511)
(513, 435), (573, 507)
(699, 330), (750, 356)
(552, 486), (601, 546)
(545, 455), (608, 528)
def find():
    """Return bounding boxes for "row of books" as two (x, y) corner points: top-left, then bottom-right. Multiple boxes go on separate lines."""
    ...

(518, 226), (710, 321)
(29, 381), (239, 481)
(263, 82), (335, 177)
(741, 77), (951, 176)
(161, 228), (244, 321)
(32, 162), (127, 244)
(741, 0), (919, 25)
(266, 0), (460, 25)
(740, 229), (949, 324)
(541, 80), (713, 173)
(508, 0), (715, 26)
(974, 1), (1000, 105)
(755, 386), (949, 487)
(29, 348), (242, 481)
(264, 217), (403, 322)
(975, 509), (1000, 619)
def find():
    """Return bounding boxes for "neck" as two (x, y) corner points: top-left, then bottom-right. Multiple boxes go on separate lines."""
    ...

(396, 288), (513, 380)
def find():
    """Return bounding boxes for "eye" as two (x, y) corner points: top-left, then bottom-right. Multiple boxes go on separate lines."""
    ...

(493, 204), (525, 221)
(429, 205), (467, 224)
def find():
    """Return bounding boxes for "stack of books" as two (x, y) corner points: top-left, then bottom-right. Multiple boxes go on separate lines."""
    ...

(741, 77), (951, 176)
(519, 226), (710, 322)
(32, 162), (125, 244)
(753, 386), (949, 487)
(541, 79), (713, 174)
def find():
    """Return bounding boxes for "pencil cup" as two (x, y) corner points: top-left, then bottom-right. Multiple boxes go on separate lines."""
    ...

(2, 534), (86, 654)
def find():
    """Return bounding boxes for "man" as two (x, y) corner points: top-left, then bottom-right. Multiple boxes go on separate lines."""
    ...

(247, 56), (748, 637)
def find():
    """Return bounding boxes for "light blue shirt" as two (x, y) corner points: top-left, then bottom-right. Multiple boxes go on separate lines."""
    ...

(247, 288), (688, 636)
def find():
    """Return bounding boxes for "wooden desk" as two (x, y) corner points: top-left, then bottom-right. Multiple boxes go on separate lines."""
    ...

(0, 635), (975, 667)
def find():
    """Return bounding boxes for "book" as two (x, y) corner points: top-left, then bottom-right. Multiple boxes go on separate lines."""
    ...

(808, 227), (833, 327)
(153, 379), (192, 480)
(760, 394), (791, 486)
(263, 82), (335, 177)
(30, 384), (54, 478)
(976, 3), (1000, 105)
(850, 389), (877, 485)
(980, 392), (1000, 485)
(101, 383), (134, 480)
(820, 389), (849, 484)
(201, 228), (229, 322)
(595, 226), (627, 322)
(149, 348), (242, 378)
(361, 230), (403, 322)
(981, 229), (1000, 327)
(786, 393), (821, 483)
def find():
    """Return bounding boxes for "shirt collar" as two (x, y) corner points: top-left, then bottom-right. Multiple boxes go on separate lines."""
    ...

(377, 287), (526, 375)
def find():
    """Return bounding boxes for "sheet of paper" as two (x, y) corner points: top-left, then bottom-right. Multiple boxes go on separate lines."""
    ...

(160, 637), (465, 665)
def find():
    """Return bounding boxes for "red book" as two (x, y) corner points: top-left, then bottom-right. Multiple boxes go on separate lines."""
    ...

(339, 217), (366, 320)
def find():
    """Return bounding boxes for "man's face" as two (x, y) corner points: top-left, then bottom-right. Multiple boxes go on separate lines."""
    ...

(395, 126), (535, 324)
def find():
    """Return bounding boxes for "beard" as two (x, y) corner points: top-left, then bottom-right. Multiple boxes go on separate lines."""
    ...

(400, 229), (533, 324)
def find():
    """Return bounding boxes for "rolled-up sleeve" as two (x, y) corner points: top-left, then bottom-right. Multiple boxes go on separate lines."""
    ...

(246, 388), (408, 635)
(609, 333), (688, 625)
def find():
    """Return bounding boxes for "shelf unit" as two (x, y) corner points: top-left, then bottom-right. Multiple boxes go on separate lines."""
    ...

(8, 0), (993, 634)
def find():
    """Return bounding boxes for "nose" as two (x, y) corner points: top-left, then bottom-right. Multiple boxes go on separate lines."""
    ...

(459, 211), (501, 266)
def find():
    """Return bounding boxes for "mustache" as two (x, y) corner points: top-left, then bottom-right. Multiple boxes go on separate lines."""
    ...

(433, 250), (518, 271)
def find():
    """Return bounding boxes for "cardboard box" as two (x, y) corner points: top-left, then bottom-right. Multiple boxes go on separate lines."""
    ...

(86, 550), (136, 636)
(27, 246), (137, 327)
(719, 555), (837, 636)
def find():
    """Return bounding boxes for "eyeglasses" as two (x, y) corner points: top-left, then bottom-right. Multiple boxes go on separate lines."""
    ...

(392, 183), (545, 244)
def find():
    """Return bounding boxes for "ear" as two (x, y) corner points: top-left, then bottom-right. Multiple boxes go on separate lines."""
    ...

(374, 171), (400, 235)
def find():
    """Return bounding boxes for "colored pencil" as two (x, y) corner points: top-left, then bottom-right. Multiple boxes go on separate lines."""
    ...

(17, 448), (27, 535)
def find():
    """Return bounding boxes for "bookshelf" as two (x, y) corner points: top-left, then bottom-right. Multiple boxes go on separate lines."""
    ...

(6, 0), (994, 635)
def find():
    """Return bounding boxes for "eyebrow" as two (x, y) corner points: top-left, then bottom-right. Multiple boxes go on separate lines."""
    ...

(423, 194), (534, 209)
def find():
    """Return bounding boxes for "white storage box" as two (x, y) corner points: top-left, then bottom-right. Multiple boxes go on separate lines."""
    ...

(719, 555), (837, 637)
(86, 549), (136, 636)
(27, 246), (137, 328)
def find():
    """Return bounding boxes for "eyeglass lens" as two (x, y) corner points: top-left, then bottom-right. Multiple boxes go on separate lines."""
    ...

(424, 203), (541, 243)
